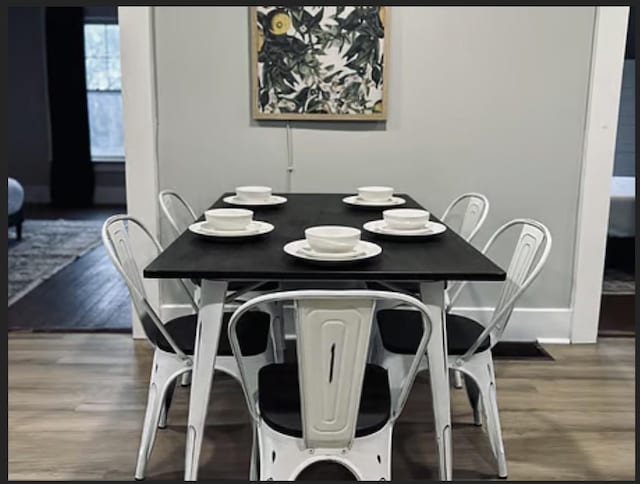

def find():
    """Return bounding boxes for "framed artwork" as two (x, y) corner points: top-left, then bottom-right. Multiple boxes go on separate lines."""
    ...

(250, 6), (389, 121)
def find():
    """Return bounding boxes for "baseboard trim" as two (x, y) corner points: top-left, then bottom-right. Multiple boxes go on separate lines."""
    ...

(94, 186), (126, 205)
(160, 303), (194, 322)
(537, 337), (572, 345)
(23, 185), (50, 204)
(452, 307), (573, 342)
(160, 304), (574, 343)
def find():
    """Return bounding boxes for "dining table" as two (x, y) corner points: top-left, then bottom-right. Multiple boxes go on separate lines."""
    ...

(144, 192), (506, 481)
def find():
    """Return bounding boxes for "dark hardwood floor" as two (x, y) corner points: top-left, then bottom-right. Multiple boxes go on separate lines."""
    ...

(599, 236), (635, 337)
(8, 204), (131, 332)
(598, 294), (635, 337)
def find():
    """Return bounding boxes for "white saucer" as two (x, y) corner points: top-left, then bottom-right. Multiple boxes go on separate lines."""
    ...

(363, 220), (447, 237)
(342, 195), (406, 207)
(189, 220), (274, 238)
(283, 240), (382, 263)
(223, 195), (288, 207)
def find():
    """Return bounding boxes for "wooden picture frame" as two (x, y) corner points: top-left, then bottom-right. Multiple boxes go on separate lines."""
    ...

(250, 6), (389, 121)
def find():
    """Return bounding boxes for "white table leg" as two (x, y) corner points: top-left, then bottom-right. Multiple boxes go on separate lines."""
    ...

(420, 281), (452, 481)
(184, 280), (227, 481)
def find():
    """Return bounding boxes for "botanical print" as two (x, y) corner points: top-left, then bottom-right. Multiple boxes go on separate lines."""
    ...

(252, 6), (388, 120)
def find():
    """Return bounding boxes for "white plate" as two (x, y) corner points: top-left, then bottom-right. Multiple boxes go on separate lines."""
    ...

(363, 219), (447, 237)
(342, 195), (406, 207)
(223, 195), (288, 206)
(299, 245), (366, 260)
(284, 239), (382, 263)
(189, 220), (274, 238)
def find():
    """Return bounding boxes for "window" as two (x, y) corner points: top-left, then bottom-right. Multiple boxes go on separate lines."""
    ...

(83, 23), (124, 161)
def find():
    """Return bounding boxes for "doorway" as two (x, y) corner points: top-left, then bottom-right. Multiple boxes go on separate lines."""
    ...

(599, 8), (635, 337)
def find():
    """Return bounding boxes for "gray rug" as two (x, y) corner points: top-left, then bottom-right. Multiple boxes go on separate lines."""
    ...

(8, 219), (104, 306)
(603, 268), (635, 295)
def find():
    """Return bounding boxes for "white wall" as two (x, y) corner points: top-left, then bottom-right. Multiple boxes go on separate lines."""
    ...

(119, 6), (160, 338)
(123, 6), (613, 341)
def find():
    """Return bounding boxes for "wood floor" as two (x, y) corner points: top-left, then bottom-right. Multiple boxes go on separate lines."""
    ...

(599, 294), (635, 337)
(8, 245), (131, 332)
(8, 203), (132, 332)
(8, 334), (635, 481)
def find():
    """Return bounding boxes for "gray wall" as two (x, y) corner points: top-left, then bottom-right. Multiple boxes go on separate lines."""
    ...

(153, 6), (596, 309)
(8, 6), (126, 204)
(8, 7), (51, 194)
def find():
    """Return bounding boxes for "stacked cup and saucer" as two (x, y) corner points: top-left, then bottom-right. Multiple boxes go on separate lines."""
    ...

(284, 226), (382, 264)
(189, 207), (274, 239)
(342, 186), (406, 208)
(363, 208), (447, 238)
(223, 186), (287, 207)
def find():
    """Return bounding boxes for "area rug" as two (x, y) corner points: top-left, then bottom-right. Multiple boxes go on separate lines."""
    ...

(603, 267), (635, 295)
(8, 219), (104, 306)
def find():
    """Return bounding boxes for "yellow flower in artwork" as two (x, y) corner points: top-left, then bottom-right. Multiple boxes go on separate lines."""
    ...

(373, 101), (383, 113)
(379, 8), (385, 28)
(257, 28), (265, 51)
(270, 11), (291, 36)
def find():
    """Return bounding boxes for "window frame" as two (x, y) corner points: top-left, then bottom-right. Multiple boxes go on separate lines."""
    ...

(83, 19), (125, 163)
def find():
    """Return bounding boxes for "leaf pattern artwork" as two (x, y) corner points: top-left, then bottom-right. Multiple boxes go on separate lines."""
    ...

(253, 6), (387, 119)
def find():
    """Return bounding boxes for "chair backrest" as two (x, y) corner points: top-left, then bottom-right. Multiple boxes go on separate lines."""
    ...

(228, 290), (433, 450)
(158, 189), (198, 237)
(449, 219), (552, 361)
(102, 215), (197, 359)
(441, 192), (489, 243)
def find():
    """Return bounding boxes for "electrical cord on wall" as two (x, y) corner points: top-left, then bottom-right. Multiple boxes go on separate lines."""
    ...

(286, 121), (294, 192)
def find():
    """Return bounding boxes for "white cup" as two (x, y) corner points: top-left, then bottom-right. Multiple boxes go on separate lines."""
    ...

(357, 186), (394, 202)
(205, 208), (254, 231)
(383, 209), (430, 230)
(236, 186), (272, 202)
(305, 226), (361, 253)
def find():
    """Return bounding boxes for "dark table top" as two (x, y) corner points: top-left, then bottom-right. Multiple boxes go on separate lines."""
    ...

(144, 193), (506, 282)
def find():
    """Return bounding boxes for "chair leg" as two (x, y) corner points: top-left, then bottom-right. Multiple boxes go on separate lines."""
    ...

(426, 348), (452, 481)
(180, 371), (192, 387)
(461, 354), (508, 479)
(463, 373), (483, 426)
(135, 350), (187, 481)
(452, 369), (464, 389)
(481, 358), (508, 478)
(158, 380), (176, 429)
(249, 424), (258, 481)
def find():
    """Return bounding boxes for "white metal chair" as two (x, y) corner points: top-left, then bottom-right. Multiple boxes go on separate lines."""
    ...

(228, 289), (449, 481)
(158, 189), (198, 238)
(442, 193), (490, 388)
(375, 219), (552, 478)
(441, 192), (490, 243)
(376, 193), (491, 387)
(157, 189), (203, 306)
(102, 215), (275, 480)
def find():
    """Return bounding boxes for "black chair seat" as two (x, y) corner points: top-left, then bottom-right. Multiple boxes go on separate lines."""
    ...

(156, 311), (270, 356)
(366, 281), (420, 293)
(377, 310), (491, 355)
(258, 363), (391, 438)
